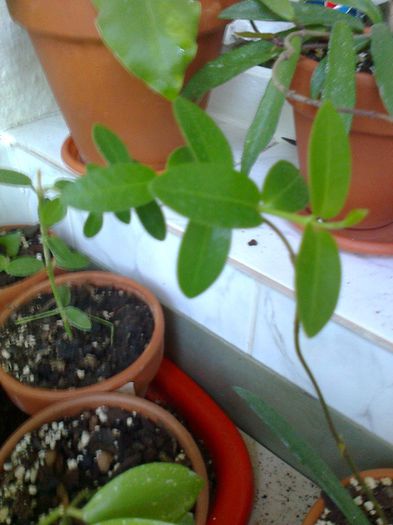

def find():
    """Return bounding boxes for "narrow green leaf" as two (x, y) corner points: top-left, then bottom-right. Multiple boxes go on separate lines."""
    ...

(93, 0), (200, 100)
(310, 56), (327, 100)
(322, 22), (356, 132)
(296, 224), (341, 337)
(61, 163), (155, 213)
(47, 237), (90, 270)
(371, 23), (393, 116)
(173, 98), (233, 167)
(322, 209), (368, 230)
(261, 160), (308, 212)
(0, 170), (32, 187)
(81, 463), (203, 523)
(336, 0), (382, 23)
(0, 255), (8, 272)
(241, 37), (301, 175)
(136, 202), (166, 241)
(93, 124), (133, 164)
(39, 198), (67, 228)
(151, 164), (262, 228)
(178, 223), (231, 297)
(182, 40), (279, 101)
(258, 0), (294, 21)
(220, 0), (282, 21)
(57, 285), (71, 307)
(0, 231), (21, 257)
(84, 213), (104, 238)
(235, 387), (371, 525)
(92, 520), (180, 525)
(308, 101), (351, 219)
(115, 210), (132, 224)
(166, 147), (194, 168)
(65, 306), (92, 331)
(6, 256), (44, 277)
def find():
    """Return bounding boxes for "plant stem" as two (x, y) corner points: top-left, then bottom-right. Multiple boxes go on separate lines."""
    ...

(38, 507), (64, 525)
(64, 506), (85, 521)
(36, 171), (72, 339)
(15, 307), (61, 325)
(263, 217), (296, 266)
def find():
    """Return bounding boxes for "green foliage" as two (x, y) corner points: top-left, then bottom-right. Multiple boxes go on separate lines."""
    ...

(93, 124), (133, 164)
(0, 231), (22, 257)
(261, 160), (308, 212)
(46, 237), (90, 270)
(92, 0), (200, 100)
(0, 169), (32, 186)
(64, 306), (92, 331)
(84, 213), (104, 238)
(39, 198), (67, 228)
(371, 23), (393, 116)
(258, 0), (294, 21)
(0, 230), (44, 278)
(235, 388), (371, 525)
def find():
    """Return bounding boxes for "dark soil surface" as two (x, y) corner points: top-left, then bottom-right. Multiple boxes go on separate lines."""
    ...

(0, 226), (43, 287)
(0, 405), (191, 524)
(0, 285), (154, 389)
(320, 476), (393, 524)
(0, 388), (27, 445)
(306, 48), (373, 74)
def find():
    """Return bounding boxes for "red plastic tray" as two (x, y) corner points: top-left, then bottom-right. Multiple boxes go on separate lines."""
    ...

(147, 358), (254, 525)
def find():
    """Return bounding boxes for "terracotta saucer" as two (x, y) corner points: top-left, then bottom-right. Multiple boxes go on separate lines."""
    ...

(61, 135), (85, 175)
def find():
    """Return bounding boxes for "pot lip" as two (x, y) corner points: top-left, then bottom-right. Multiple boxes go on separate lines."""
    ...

(0, 270), (164, 399)
(303, 468), (393, 525)
(0, 392), (209, 525)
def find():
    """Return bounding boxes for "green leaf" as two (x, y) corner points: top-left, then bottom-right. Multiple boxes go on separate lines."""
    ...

(92, 520), (180, 525)
(261, 160), (308, 212)
(177, 513), (195, 525)
(220, 0), (282, 21)
(336, 0), (382, 23)
(296, 224), (341, 337)
(308, 101), (351, 219)
(81, 463), (203, 524)
(322, 209), (368, 230)
(258, 0), (294, 21)
(0, 231), (22, 257)
(57, 285), (71, 307)
(47, 237), (90, 270)
(371, 23), (393, 116)
(173, 98), (233, 167)
(136, 202), (166, 241)
(6, 256), (44, 277)
(322, 22), (356, 132)
(61, 163), (155, 213)
(151, 164), (262, 228)
(0, 170), (32, 187)
(241, 37), (301, 175)
(115, 210), (132, 224)
(235, 387), (371, 525)
(93, 0), (200, 100)
(93, 124), (133, 164)
(310, 56), (327, 100)
(178, 223), (231, 298)
(54, 179), (73, 191)
(39, 198), (67, 228)
(65, 306), (92, 331)
(166, 147), (194, 168)
(182, 40), (279, 101)
(0, 255), (8, 272)
(84, 212), (104, 238)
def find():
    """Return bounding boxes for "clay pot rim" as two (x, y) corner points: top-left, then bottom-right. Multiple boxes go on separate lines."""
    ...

(0, 270), (164, 400)
(0, 392), (209, 525)
(303, 468), (393, 525)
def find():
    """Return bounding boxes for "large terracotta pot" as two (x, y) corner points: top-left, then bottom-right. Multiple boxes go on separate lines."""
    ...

(290, 56), (393, 230)
(0, 271), (164, 414)
(0, 393), (209, 525)
(6, 0), (234, 170)
(303, 468), (393, 524)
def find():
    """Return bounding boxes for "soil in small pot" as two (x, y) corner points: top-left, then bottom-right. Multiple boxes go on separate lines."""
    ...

(0, 226), (43, 287)
(0, 285), (154, 389)
(0, 388), (27, 445)
(318, 476), (393, 524)
(0, 405), (191, 524)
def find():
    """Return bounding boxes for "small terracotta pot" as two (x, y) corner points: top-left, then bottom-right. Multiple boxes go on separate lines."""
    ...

(0, 271), (164, 414)
(0, 225), (48, 311)
(6, 0), (235, 171)
(290, 56), (393, 230)
(303, 468), (393, 524)
(0, 392), (209, 525)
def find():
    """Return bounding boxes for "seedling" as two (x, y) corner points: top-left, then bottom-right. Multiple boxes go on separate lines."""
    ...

(0, 228), (44, 279)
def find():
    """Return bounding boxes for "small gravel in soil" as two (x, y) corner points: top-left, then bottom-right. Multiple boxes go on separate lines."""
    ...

(0, 405), (190, 525)
(0, 226), (43, 287)
(318, 476), (393, 524)
(0, 285), (154, 389)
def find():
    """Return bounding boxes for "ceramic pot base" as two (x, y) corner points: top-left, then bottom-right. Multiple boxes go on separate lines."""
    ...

(61, 135), (85, 175)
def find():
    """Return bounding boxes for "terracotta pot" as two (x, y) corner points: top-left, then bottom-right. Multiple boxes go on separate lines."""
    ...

(303, 468), (393, 524)
(0, 271), (164, 414)
(0, 224), (48, 311)
(6, 0), (235, 171)
(0, 392), (209, 525)
(290, 56), (393, 230)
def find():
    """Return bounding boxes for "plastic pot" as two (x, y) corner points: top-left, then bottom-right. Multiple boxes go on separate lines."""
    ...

(290, 56), (393, 230)
(0, 271), (164, 414)
(0, 392), (209, 525)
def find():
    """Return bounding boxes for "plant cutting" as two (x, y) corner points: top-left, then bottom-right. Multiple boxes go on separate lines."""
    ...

(5, 0), (235, 170)
(0, 393), (208, 524)
(183, 0), (393, 231)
